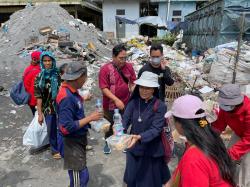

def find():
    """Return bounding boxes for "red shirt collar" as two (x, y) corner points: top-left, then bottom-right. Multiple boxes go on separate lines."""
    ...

(61, 82), (77, 93)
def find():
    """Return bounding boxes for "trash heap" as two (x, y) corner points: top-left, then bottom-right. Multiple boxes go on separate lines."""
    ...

(0, 3), (112, 65)
(205, 42), (250, 85)
(126, 37), (250, 101)
(0, 3), (114, 95)
(127, 38), (250, 144)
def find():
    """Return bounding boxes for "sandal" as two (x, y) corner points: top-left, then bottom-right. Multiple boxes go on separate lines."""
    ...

(52, 153), (62, 159)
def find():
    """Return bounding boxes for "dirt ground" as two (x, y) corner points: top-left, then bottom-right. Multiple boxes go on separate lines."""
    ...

(0, 55), (178, 187)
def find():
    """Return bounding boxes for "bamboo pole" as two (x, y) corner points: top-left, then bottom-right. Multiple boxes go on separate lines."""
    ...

(232, 12), (245, 83)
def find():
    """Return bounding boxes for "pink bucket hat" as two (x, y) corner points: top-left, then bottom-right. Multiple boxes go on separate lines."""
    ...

(165, 95), (206, 119)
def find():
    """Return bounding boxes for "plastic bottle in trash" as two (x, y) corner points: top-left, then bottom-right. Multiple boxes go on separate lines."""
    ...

(96, 99), (102, 112)
(113, 109), (124, 136)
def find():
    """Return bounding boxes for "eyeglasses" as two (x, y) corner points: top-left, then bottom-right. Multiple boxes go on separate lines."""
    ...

(118, 57), (127, 61)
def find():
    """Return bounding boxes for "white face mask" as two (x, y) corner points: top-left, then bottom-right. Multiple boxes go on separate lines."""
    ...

(150, 57), (161, 66)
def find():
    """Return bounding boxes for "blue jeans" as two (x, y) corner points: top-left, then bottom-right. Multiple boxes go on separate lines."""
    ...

(45, 114), (59, 154)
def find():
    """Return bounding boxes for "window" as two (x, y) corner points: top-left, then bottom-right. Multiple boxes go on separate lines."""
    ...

(172, 18), (182, 22)
(172, 10), (182, 22)
(173, 10), (182, 16)
(116, 9), (125, 15)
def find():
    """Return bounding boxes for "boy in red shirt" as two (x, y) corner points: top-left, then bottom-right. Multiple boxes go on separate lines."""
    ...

(164, 95), (236, 187)
(99, 44), (136, 154)
(23, 51), (41, 115)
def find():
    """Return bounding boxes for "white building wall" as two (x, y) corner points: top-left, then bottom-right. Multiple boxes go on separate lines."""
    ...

(102, 0), (140, 38)
(158, 1), (196, 37)
(158, 1), (196, 22)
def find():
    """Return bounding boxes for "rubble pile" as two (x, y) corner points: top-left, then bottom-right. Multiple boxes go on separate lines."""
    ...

(127, 37), (250, 101)
(206, 42), (250, 85)
(0, 3), (114, 95)
(0, 3), (112, 64)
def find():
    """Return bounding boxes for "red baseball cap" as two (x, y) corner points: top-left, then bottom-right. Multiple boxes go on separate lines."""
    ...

(31, 51), (42, 61)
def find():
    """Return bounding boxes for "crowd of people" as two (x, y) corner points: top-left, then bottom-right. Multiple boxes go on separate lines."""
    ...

(22, 43), (250, 187)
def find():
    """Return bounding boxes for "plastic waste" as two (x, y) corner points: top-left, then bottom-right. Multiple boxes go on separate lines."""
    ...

(90, 99), (111, 133)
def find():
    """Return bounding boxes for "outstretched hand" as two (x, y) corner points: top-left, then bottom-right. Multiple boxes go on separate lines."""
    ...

(127, 135), (141, 148)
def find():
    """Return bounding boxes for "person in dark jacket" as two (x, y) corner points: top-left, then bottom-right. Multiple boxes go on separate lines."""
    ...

(122, 71), (171, 187)
(138, 44), (174, 101)
(57, 62), (102, 187)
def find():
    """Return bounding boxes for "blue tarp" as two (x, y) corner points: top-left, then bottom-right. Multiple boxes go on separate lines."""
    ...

(115, 16), (137, 25)
(115, 16), (167, 29)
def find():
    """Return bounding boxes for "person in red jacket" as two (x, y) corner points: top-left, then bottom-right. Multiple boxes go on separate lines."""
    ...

(213, 84), (250, 187)
(23, 51), (41, 116)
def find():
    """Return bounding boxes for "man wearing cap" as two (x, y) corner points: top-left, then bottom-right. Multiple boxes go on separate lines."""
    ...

(99, 44), (136, 154)
(23, 51), (41, 115)
(138, 44), (174, 101)
(213, 84), (250, 186)
(57, 62), (102, 187)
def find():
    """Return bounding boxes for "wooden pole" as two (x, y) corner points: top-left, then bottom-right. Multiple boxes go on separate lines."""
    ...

(232, 12), (245, 83)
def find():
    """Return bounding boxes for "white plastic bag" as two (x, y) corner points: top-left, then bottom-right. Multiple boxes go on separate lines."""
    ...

(91, 118), (110, 133)
(23, 112), (49, 148)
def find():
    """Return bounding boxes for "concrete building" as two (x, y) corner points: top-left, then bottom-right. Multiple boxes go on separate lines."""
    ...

(95, 0), (208, 38)
(0, 0), (103, 29)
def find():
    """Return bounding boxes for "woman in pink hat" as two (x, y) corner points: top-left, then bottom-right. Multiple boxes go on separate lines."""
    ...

(165, 95), (236, 187)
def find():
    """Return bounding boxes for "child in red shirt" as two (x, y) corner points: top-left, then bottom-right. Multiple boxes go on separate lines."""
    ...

(164, 95), (236, 187)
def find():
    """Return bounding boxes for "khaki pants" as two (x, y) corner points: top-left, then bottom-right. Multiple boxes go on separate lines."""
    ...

(228, 133), (250, 187)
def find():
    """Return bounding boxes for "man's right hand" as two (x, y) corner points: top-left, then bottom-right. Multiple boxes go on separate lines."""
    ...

(89, 111), (103, 121)
(38, 114), (44, 125)
(114, 99), (125, 110)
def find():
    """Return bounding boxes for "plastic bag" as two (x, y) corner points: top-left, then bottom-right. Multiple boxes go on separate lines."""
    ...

(91, 118), (110, 133)
(23, 112), (49, 148)
(106, 134), (131, 151)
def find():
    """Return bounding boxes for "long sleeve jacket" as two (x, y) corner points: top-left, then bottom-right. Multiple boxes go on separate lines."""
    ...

(122, 97), (167, 157)
(213, 96), (250, 160)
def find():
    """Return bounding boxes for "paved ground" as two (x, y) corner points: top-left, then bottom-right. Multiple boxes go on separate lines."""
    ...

(0, 56), (178, 187)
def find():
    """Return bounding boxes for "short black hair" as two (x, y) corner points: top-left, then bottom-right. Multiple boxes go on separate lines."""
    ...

(112, 44), (127, 57)
(150, 44), (163, 54)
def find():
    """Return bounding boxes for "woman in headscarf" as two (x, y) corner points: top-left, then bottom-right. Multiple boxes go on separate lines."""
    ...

(34, 51), (61, 159)
(122, 71), (171, 187)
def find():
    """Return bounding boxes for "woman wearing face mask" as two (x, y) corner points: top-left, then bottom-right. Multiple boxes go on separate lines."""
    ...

(165, 95), (236, 187)
(212, 84), (250, 187)
(138, 44), (174, 101)
(34, 51), (61, 159)
(122, 71), (171, 187)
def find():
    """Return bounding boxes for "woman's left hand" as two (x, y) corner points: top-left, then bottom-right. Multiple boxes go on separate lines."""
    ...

(127, 135), (141, 148)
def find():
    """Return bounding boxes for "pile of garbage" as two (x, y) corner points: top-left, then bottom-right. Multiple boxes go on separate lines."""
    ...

(0, 3), (112, 64)
(126, 36), (250, 103)
(205, 42), (250, 85)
